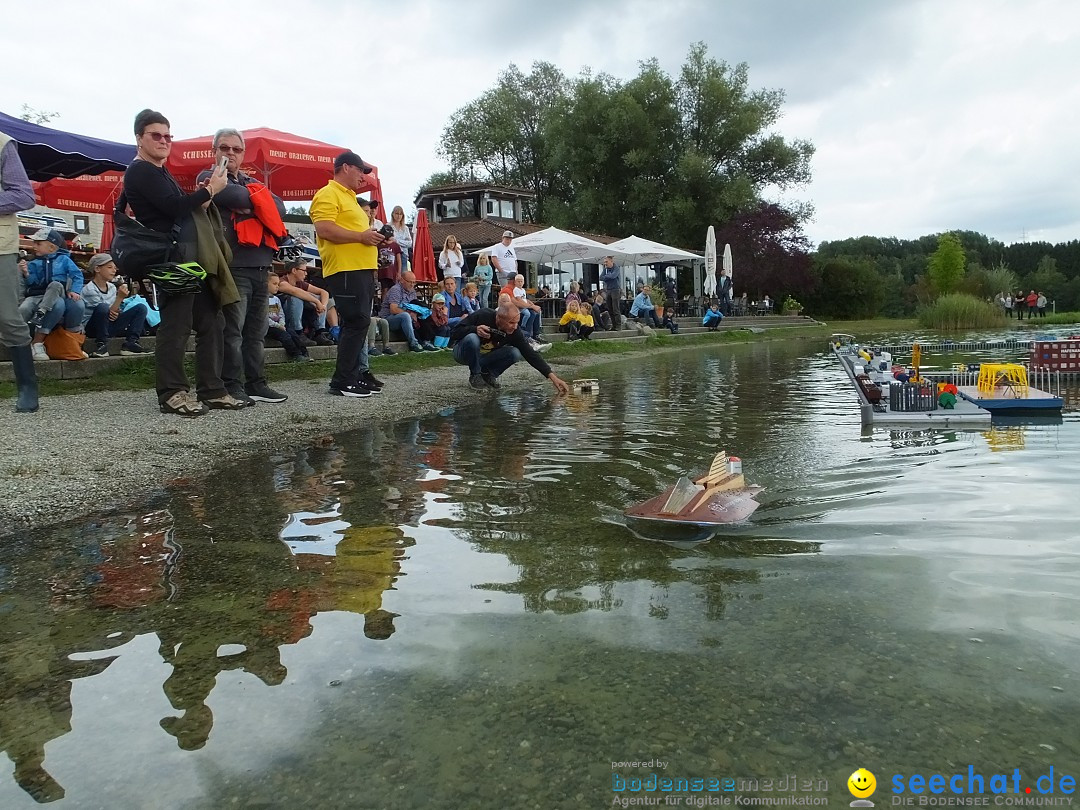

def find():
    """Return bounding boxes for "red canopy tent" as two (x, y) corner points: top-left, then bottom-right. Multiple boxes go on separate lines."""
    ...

(166, 127), (378, 200)
(32, 171), (125, 247)
(412, 209), (437, 282)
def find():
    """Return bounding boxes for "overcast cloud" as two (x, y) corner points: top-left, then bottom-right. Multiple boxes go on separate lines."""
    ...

(1, 0), (1077, 247)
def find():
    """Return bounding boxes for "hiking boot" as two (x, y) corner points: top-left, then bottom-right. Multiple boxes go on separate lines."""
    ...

(299, 335), (317, 347)
(89, 341), (110, 358)
(381, 345), (397, 356)
(246, 382), (287, 403)
(314, 331), (335, 346)
(120, 341), (150, 355)
(360, 371), (384, 391)
(31, 343), (48, 361)
(329, 382), (372, 398)
(201, 393), (248, 410)
(469, 373), (487, 390)
(481, 372), (501, 389)
(160, 391), (208, 417)
(225, 387), (257, 408)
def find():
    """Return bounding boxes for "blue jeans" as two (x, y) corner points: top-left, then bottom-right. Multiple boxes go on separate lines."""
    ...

(478, 283), (492, 308)
(632, 308), (661, 328)
(282, 294), (326, 333)
(20, 289), (85, 334)
(85, 302), (148, 343)
(386, 311), (419, 346)
(520, 309), (541, 339)
(452, 333), (522, 378)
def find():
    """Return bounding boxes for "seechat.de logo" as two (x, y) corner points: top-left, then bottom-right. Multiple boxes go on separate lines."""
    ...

(849, 768), (878, 807)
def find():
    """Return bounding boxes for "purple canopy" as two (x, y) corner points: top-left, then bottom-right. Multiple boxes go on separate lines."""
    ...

(0, 110), (135, 181)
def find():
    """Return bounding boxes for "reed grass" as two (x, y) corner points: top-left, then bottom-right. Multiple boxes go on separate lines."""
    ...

(917, 293), (1005, 331)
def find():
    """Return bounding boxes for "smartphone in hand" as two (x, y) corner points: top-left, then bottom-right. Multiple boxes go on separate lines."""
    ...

(217, 155), (229, 173)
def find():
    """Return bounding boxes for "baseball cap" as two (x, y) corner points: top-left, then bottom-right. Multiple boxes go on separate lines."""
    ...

(333, 151), (373, 173)
(357, 197), (379, 209)
(88, 253), (115, 270)
(431, 293), (446, 304)
(502, 230), (514, 238)
(30, 228), (66, 248)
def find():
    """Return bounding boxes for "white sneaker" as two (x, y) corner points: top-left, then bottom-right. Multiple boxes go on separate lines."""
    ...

(534, 340), (552, 352)
(31, 343), (48, 361)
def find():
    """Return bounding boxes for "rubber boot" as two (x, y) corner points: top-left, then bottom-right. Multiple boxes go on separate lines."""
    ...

(10, 344), (39, 413)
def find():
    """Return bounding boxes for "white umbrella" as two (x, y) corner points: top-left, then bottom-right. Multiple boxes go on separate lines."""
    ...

(587, 234), (699, 265)
(722, 242), (733, 301)
(704, 226), (717, 297)
(475, 226), (609, 264)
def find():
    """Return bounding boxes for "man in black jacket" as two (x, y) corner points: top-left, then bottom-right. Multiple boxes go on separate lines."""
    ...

(451, 304), (570, 392)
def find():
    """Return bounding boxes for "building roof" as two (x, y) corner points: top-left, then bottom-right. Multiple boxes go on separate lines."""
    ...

(414, 182), (535, 205)
(428, 218), (620, 254)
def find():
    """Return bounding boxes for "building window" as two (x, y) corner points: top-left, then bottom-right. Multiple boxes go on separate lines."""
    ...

(485, 199), (497, 216)
(500, 200), (515, 219)
(443, 200), (460, 219)
(459, 198), (476, 218)
(73, 215), (90, 235)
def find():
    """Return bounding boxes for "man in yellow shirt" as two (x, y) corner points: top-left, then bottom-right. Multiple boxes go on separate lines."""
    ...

(310, 151), (388, 398)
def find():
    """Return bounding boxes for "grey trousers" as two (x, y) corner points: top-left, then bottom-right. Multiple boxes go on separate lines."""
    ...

(222, 266), (270, 392)
(0, 254), (31, 347)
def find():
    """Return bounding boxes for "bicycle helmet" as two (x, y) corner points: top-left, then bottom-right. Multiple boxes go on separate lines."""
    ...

(147, 262), (207, 295)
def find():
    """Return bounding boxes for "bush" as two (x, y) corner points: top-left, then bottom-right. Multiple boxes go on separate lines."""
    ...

(917, 293), (1005, 330)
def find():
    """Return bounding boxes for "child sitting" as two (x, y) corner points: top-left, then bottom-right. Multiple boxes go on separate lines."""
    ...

(462, 281), (481, 314)
(559, 299), (595, 341)
(661, 309), (679, 334)
(703, 301), (724, 331)
(265, 273), (311, 361)
(429, 293), (451, 347)
(368, 313), (396, 356)
(20, 229), (87, 360)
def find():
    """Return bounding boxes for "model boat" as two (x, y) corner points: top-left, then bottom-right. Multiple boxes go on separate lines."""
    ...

(624, 452), (763, 527)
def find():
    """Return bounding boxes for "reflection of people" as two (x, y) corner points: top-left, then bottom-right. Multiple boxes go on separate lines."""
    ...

(451, 303), (570, 392)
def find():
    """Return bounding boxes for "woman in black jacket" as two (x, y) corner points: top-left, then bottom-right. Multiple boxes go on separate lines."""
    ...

(123, 109), (243, 415)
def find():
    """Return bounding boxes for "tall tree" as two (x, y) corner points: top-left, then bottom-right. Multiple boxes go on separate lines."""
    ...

(927, 233), (966, 296)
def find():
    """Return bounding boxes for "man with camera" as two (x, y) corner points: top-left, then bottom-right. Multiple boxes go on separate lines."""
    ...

(450, 302), (569, 393)
(310, 153), (390, 398)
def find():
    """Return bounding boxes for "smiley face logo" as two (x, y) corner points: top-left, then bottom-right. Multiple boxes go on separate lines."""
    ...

(848, 769), (877, 799)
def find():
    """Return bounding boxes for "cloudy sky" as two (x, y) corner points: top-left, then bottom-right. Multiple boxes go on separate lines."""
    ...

(2, 0), (1078, 248)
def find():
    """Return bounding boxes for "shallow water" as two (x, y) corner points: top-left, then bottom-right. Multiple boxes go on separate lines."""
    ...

(1, 336), (1078, 809)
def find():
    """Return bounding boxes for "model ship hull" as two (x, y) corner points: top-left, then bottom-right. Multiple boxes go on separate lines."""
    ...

(625, 483), (764, 526)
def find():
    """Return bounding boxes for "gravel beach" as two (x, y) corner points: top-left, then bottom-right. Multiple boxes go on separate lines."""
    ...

(0, 357), (584, 536)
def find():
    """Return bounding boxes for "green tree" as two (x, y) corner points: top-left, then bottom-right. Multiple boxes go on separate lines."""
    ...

(809, 257), (883, 319)
(927, 233), (966, 296)
(286, 205), (308, 216)
(19, 104), (58, 124)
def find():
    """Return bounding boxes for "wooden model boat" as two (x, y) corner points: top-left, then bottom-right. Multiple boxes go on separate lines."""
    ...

(624, 452), (763, 527)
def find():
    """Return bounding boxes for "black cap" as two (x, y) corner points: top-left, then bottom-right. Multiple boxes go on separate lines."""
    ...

(357, 197), (379, 209)
(334, 151), (373, 173)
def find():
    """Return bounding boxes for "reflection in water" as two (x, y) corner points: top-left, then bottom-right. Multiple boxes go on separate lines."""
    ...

(0, 339), (1078, 807)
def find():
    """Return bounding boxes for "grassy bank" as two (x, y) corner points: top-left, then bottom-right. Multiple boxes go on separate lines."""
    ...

(2, 326), (835, 400)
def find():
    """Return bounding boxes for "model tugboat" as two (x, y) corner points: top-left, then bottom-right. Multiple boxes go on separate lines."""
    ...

(625, 452), (764, 528)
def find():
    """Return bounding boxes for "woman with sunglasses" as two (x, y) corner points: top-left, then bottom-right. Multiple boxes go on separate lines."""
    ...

(123, 108), (244, 416)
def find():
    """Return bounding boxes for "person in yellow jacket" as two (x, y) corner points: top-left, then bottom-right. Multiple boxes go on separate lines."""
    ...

(558, 298), (595, 341)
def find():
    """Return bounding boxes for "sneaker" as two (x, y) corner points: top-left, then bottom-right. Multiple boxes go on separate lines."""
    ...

(314, 331), (335, 346)
(360, 371), (384, 391)
(421, 341), (439, 352)
(469, 373), (487, 390)
(200, 393), (248, 410)
(409, 342), (425, 353)
(381, 345), (396, 356)
(120, 341), (149, 355)
(89, 341), (110, 358)
(246, 383), (287, 404)
(328, 326), (341, 343)
(535, 340), (552, 351)
(160, 391), (208, 417)
(369, 345), (383, 357)
(329, 382), (372, 398)
(28, 310), (46, 329)
(290, 354), (315, 363)
(31, 343), (48, 361)
(481, 372), (501, 389)
(226, 388), (257, 408)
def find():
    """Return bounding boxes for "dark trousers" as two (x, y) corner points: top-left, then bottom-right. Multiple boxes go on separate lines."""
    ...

(265, 325), (307, 358)
(223, 266), (270, 391)
(86, 302), (147, 343)
(323, 269), (374, 389)
(155, 285), (226, 403)
(603, 289), (622, 330)
(453, 333), (522, 378)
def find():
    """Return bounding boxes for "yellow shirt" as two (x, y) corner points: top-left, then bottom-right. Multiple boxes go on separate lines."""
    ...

(560, 311), (594, 328)
(309, 179), (377, 277)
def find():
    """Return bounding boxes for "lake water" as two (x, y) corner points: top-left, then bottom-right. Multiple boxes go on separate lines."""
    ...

(1, 334), (1078, 809)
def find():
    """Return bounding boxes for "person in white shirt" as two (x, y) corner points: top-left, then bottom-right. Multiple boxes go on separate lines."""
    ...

(81, 253), (150, 357)
(389, 205), (412, 272)
(439, 234), (466, 282)
(490, 230), (518, 286)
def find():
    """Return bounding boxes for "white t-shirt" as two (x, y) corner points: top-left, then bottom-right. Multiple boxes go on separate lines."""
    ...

(80, 279), (118, 325)
(512, 286), (527, 302)
(492, 243), (517, 283)
(440, 249), (465, 278)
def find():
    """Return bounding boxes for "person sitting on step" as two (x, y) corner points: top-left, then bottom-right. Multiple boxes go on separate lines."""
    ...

(379, 270), (439, 352)
(558, 298), (595, 341)
(703, 300), (724, 331)
(629, 285), (661, 328)
(20, 228), (87, 360)
(81, 253), (150, 357)
(265, 271), (311, 361)
(661, 308), (679, 334)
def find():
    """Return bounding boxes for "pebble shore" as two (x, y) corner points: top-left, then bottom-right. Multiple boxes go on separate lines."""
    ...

(0, 359), (576, 536)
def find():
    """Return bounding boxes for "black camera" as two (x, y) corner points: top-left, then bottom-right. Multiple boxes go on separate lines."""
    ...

(378, 224), (394, 239)
(489, 328), (508, 340)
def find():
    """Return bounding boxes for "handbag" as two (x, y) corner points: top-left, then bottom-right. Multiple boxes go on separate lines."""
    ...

(43, 327), (86, 360)
(110, 192), (180, 280)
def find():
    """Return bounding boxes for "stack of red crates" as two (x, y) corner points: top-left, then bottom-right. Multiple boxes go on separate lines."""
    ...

(1030, 338), (1080, 371)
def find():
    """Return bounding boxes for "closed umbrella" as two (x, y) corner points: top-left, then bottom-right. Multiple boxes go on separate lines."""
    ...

(722, 242), (733, 306)
(704, 226), (717, 297)
(412, 209), (437, 283)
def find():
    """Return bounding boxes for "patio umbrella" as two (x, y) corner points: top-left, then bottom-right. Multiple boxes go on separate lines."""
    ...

(587, 234), (699, 266)
(0, 110), (134, 180)
(476, 226), (608, 264)
(704, 226), (717, 297)
(33, 170), (125, 215)
(166, 127), (378, 200)
(722, 242), (733, 302)
(412, 209), (437, 283)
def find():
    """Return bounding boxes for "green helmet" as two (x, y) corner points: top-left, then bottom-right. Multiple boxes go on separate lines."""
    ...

(147, 262), (207, 295)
